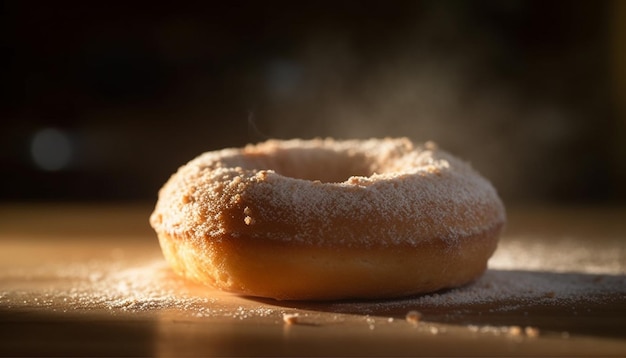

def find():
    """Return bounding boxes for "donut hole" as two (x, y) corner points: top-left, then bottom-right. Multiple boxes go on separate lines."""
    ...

(245, 147), (375, 183)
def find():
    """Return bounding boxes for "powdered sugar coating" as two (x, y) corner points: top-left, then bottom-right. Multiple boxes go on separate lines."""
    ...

(150, 138), (505, 248)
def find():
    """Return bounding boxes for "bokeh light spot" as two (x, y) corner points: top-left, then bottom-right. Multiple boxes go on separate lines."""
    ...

(31, 128), (73, 171)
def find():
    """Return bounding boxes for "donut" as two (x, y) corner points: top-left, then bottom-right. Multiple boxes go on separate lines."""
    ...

(149, 138), (505, 300)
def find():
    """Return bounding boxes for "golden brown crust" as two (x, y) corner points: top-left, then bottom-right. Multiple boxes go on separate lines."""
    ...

(156, 224), (503, 300)
(150, 138), (506, 300)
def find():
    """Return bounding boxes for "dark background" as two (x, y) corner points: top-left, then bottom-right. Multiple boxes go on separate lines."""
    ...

(2, 0), (626, 205)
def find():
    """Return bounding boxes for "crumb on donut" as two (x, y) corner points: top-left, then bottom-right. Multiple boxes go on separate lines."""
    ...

(405, 310), (423, 324)
(243, 206), (255, 225)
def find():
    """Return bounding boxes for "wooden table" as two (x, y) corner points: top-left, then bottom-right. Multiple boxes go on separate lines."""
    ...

(1, 204), (624, 356)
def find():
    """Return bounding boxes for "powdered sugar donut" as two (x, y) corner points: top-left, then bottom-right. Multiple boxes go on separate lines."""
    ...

(150, 138), (505, 300)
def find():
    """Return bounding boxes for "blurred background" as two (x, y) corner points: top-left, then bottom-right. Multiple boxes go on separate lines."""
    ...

(2, 0), (625, 205)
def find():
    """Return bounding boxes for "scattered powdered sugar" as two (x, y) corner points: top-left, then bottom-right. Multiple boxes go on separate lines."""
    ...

(4, 231), (622, 318)
(2, 260), (208, 313)
(1, 232), (624, 343)
(406, 268), (625, 309)
(490, 235), (625, 274)
(1, 256), (304, 323)
(2, 202), (624, 343)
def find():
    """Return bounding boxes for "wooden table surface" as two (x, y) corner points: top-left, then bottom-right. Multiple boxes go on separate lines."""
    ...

(0, 203), (624, 357)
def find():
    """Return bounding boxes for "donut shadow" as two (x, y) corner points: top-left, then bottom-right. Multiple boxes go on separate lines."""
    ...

(245, 269), (626, 339)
